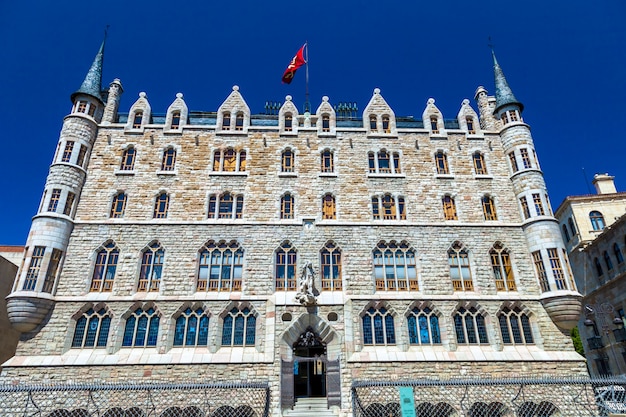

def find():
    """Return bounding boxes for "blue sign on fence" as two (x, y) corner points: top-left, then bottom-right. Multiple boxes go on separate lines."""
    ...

(398, 386), (416, 417)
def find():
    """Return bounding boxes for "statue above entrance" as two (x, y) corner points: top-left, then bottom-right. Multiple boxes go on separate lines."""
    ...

(295, 261), (317, 306)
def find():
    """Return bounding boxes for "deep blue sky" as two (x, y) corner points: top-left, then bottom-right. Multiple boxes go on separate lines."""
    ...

(1, 1), (625, 245)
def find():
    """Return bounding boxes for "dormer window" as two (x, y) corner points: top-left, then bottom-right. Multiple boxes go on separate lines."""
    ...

(285, 114), (293, 131)
(77, 101), (88, 113)
(430, 116), (439, 134)
(171, 111), (181, 130)
(508, 110), (519, 122)
(369, 115), (377, 131)
(223, 112), (231, 130)
(322, 115), (330, 132)
(235, 112), (244, 131)
(466, 117), (475, 134)
(382, 116), (390, 133)
(133, 112), (143, 129)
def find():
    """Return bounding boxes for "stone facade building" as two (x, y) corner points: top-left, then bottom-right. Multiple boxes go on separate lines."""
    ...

(556, 174), (626, 377)
(2, 43), (587, 416)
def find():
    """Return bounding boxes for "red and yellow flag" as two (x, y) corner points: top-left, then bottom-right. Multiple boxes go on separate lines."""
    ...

(281, 44), (307, 84)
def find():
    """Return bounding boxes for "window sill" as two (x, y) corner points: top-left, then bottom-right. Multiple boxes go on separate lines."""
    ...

(317, 132), (336, 137)
(366, 133), (398, 138)
(280, 131), (298, 136)
(435, 174), (454, 179)
(164, 128), (184, 134)
(278, 172), (298, 178)
(474, 174), (493, 180)
(157, 170), (177, 175)
(216, 130), (248, 135)
(429, 134), (448, 139)
(367, 173), (405, 178)
(115, 170), (136, 176)
(209, 171), (248, 176)
(466, 133), (485, 139)
(319, 173), (338, 178)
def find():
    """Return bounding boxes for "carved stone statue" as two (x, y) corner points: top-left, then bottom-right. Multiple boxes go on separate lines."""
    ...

(295, 261), (317, 306)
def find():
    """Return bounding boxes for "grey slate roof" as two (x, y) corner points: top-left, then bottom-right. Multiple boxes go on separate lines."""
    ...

(71, 41), (105, 103)
(492, 50), (523, 113)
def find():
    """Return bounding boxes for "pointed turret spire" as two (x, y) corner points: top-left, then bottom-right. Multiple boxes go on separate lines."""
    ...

(492, 49), (523, 113)
(71, 38), (105, 104)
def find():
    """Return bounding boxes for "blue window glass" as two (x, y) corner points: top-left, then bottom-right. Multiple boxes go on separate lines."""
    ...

(174, 316), (186, 346)
(73, 316), (87, 347)
(147, 316), (159, 346)
(362, 306), (395, 345)
(222, 315), (233, 345)
(123, 316), (136, 347)
(98, 315), (111, 347)
(198, 316), (209, 345)
(84, 316), (99, 347)
(222, 306), (255, 346)
(362, 315), (373, 345)
(245, 316), (256, 345)
(122, 307), (159, 347)
(72, 307), (111, 349)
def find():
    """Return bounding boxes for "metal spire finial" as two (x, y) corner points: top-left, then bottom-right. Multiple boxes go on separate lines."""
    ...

(71, 29), (108, 103)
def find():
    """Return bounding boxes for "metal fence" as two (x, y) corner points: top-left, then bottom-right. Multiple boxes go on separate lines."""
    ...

(0, 381), (270, 417)
(351, 377), (626, 417)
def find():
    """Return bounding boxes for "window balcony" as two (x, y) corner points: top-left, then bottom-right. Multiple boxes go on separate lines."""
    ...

(587, 336), (605, 350)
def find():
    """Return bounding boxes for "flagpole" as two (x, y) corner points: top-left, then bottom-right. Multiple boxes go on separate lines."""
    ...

(304, 42), (310, 113)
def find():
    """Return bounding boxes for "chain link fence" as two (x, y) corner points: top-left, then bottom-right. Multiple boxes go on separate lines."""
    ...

(351, 377), (626, 417)
(0, 381), (270, 417)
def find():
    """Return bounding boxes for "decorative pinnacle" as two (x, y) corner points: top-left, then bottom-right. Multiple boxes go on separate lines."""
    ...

(492, 49), (523, 113)
(71, 38), (106, 103)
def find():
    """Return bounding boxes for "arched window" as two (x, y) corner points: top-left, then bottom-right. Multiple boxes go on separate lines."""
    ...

(369, 115), (377, 131)
(284, 113), (293, 131)
(281, 149), (294, 172)
(281, 193), (294, 219)
(568, 217), (577, 237)
(372, 194), (406, 220)
(407, 307), (440, 344)
(90, 242), (119, 292)
(197, 240), (243, 292)
(594, 257), (603, 277)
(235, 112), (244, 131)
(430, 116), (439, 134)
(473, 152), (487, 175)
(132, 111), (143, 129)
(72, 307), (111, 348)
(454, 306), (488, 344)
(321, 241), (342, 291)
(138, 242), (164, 292)
(590, 211), (606, 230)
(120, 147), (136, 171)
(373, 241), (417, 291)
(110, 192), (127, 218)
(604, 251), (614, 271)
(499, 307), (533, 344)
(161, 147), (176, 171)
(562, 224), (570, 242)
(368, 150), (401, 174)
(614, 243), (624, 264)
(174, 307), (209, 346)
(482, 195), (497, 221)
(208, 192), (244, 220)
(171, 111), (181, 129)
(490, 244), (516, 291)
(222, 112), (231, 130)
(122, 306), (159, 347)
(382, 115), (390, 133)
(362, 306), (395, 345)
(222, 306), (256, 346)
(153, 192), (169, 218)
(275, 241), (297, 290)
(449, 242), (473, 291)
(213, 148), (246, 172)
(466, 116), (476, 134)
(322, 114), (330, 132)
(442, 195), (457, 220)
(322, 194), (336, 219)
(435, 151), (449, 174)
(377, 150), (390, 173)
(321, 149), (333, 173)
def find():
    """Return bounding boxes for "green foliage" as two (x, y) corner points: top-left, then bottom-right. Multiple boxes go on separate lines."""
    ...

(571, 326), (585, 356)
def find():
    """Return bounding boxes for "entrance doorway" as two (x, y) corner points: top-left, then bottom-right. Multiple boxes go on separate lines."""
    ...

(293, 327), (326, 398)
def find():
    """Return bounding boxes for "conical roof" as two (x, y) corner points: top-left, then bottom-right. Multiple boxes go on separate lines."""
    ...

(71, 41), (105, 103)
(492, 50), (523, 113)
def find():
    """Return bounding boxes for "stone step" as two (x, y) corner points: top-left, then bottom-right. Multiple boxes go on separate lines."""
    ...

(284, 398), (336, 417)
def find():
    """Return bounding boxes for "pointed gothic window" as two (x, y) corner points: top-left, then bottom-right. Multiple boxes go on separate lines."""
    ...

(322, 114), (330, 132)
(466, 117), (476, 134)
(382, 115), (390, 133)
(369, 115), (377, 131)
(132, 111), (143, 129)
(72, 307), (111, 348)
(161, 147), (176, 171)
(594, 257), (603, 278)
(371, 194), (406, 220)
(153, 192), (169, 218)
(138, 242), (164, 292)
(435, 151), (449, 174)
(322, 194), (336, 220)
(284, 113), (293, 131)
(454, 307), (488, 344)
(120, 147), (136, 171)
(473, 152), (487, 175)
(122, 306), (160, 347)
(275, 241), (297, 290)
(449, 242), (473, 291)
(208, 192), (243, 219)
(562, 224), (570, 242)
(222, 306), (256, 346)
(222, 112), (231, 130)
(321, 150), (334, 173)
(90, 242), (119, 292)
(407, 307), (440, 344)
(490, 244), (516, 291)
(604, 251), (614, 272)
(174, 307), (209, 346)
(197, 240), (243, 292)
(614, 243), (624, 264)
(568, 217), (577, 236)
(373, 241), (417, 291)
(321, 241), (342, 291)
(171, 111), (181, 129)
(235, 112), (244, 131)
(442, 195), (457, 220)
(362, 306), (395, 345)
(499, 307), (533, 344)
(482, 195), (497, 221)
(281, 149), (294, 172)
(430, 116), (439, 134)
(281, 193), (294, 219)
(110, 192), (127, 218)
